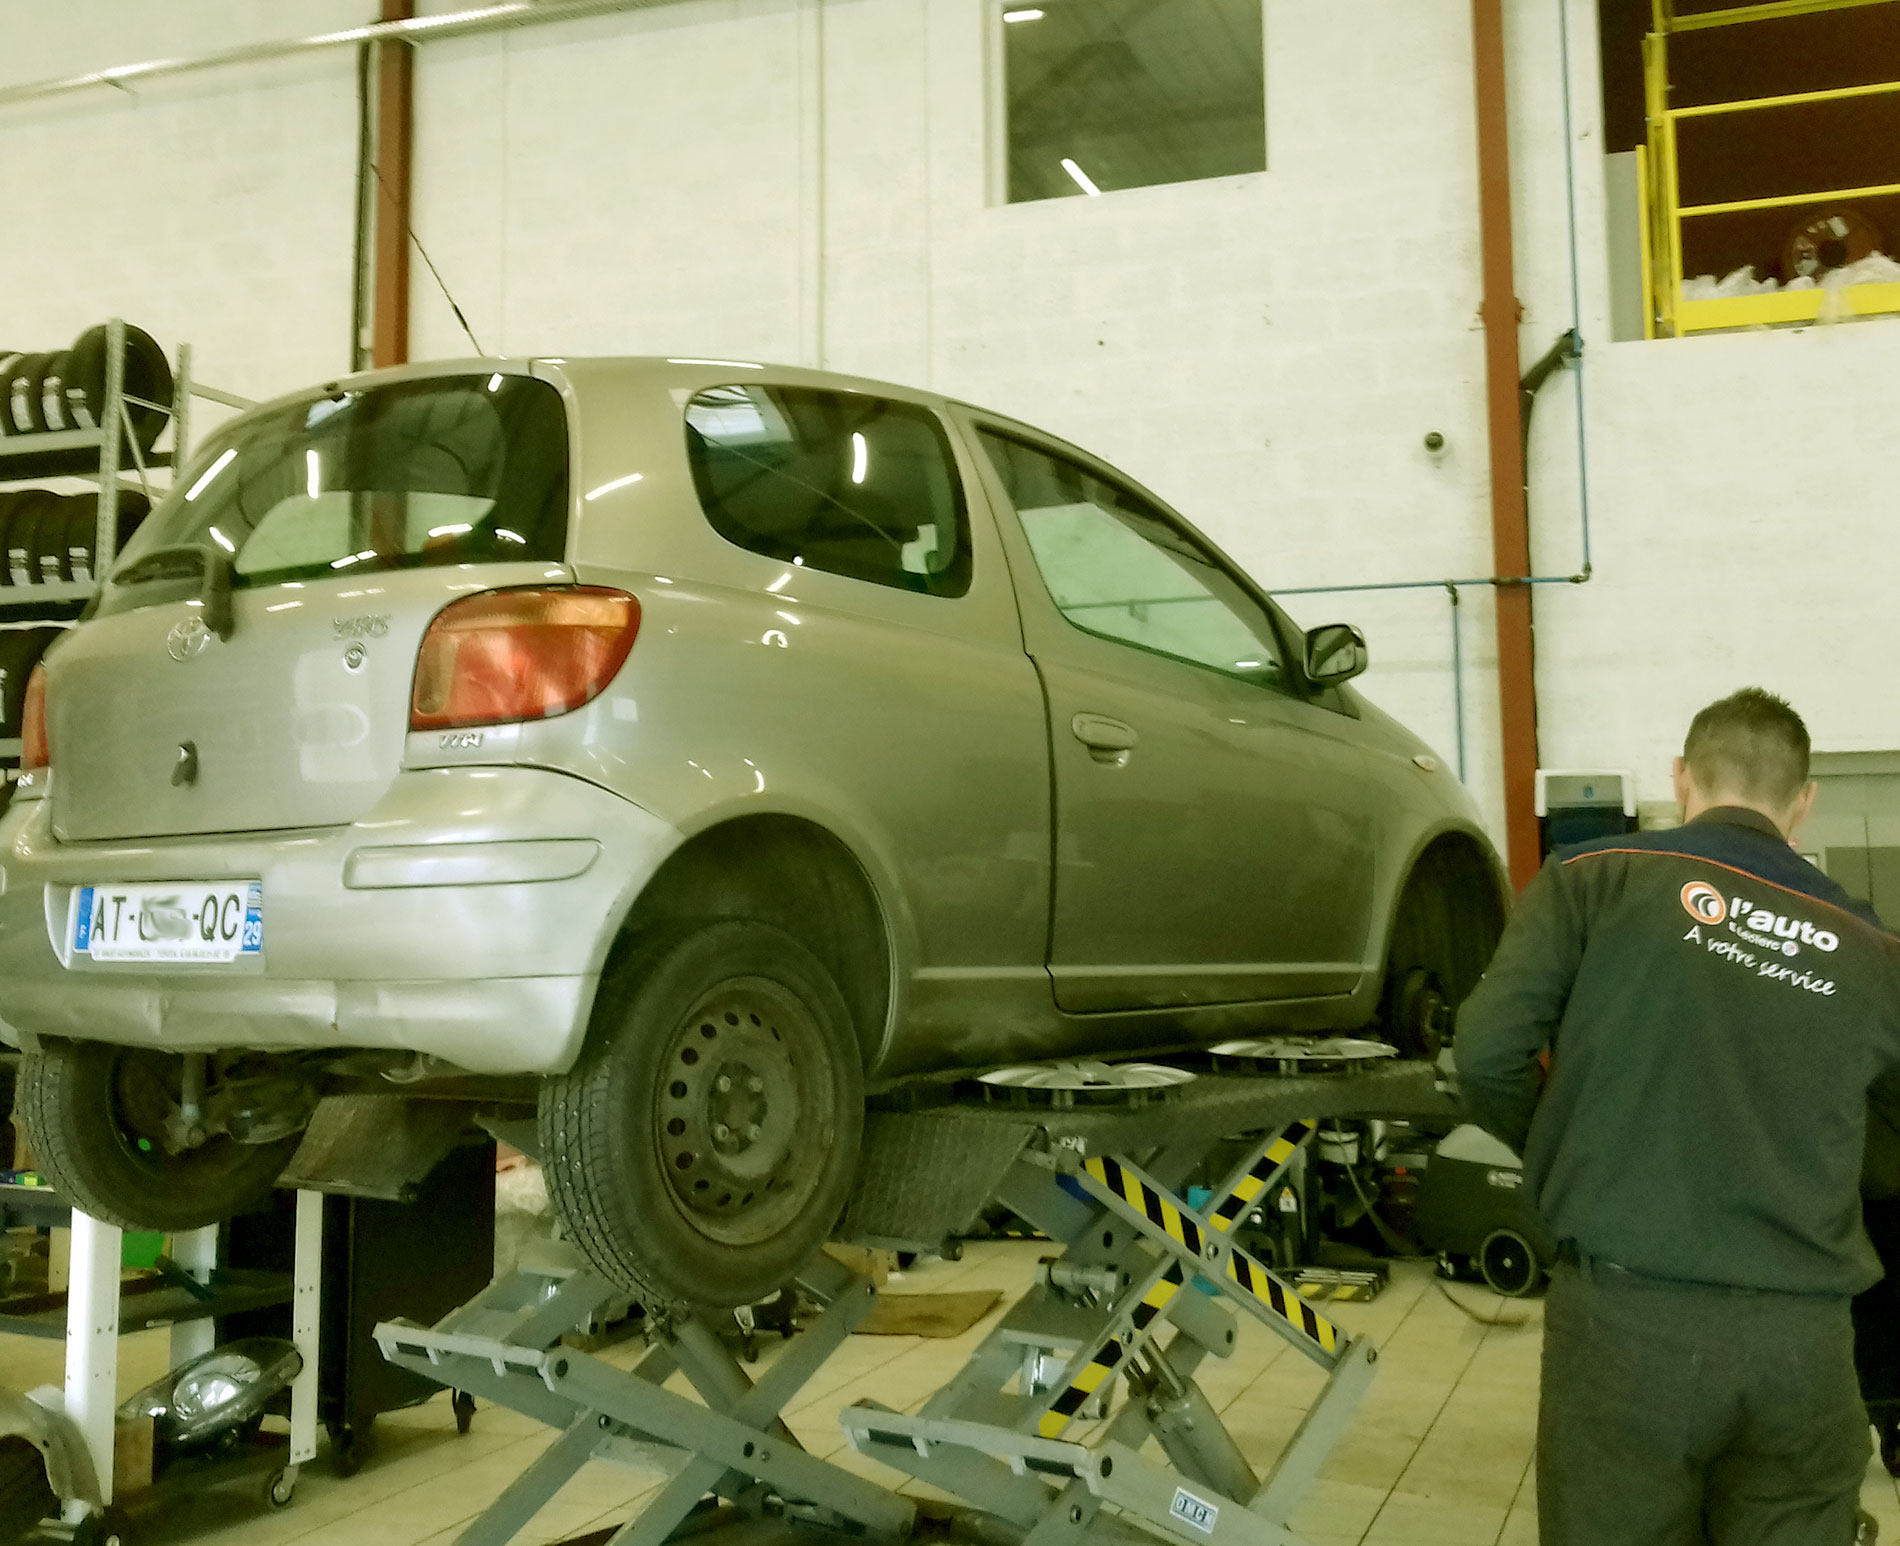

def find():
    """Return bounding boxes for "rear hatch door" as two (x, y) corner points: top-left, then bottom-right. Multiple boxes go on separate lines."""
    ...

(51, 368), (572, 841)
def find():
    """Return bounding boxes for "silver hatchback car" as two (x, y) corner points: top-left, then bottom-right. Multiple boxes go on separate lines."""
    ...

(0, 357), (1505, 1307)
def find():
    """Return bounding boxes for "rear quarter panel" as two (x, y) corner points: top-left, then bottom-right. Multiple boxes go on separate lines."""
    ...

(426, 361), (1056, 1074)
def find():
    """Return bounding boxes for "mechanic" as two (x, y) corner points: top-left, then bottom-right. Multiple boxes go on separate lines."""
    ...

(1855, 1090), (1900, 1475)
(1455, 687), (1900, 1546)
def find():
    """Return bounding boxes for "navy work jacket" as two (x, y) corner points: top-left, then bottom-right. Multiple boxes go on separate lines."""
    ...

(1456, 806), (1900, 1296)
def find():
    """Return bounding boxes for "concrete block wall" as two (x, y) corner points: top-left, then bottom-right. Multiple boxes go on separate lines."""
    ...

(4, 0), (1892, 849)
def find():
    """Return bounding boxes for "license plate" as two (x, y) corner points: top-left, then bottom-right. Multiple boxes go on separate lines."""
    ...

(71, 882), (263, 964)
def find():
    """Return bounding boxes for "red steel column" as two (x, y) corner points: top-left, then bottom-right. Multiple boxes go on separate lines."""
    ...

(1471, 0), (1541, 890)
(371, 0), (415, 369)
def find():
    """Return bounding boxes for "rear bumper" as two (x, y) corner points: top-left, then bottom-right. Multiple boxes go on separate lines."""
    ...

(0, 767), (681, 1074)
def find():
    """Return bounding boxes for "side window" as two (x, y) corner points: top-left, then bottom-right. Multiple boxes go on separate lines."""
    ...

(980, 430), (1283, 687)
(684, 384), (972, 598)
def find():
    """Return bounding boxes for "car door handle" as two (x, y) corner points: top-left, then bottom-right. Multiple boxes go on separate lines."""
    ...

(1072, 713), (1138, 764)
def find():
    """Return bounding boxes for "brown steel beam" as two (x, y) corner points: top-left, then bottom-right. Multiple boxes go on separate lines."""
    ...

(371, 0), (415, 369)
(1470, 0), (1541, 890)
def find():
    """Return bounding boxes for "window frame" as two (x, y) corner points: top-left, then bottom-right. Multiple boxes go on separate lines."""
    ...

(683, 382), (976, 601)
(974, 422), (1302, 695)
(989, 0), (1269, 207)
(98, 372), (571, 616)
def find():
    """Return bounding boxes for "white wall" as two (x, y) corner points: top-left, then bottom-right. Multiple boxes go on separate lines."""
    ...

(0, 2), (364, 409)
(11, 0), (1881, 844)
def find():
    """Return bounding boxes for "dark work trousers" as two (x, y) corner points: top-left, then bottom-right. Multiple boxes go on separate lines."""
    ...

(1539, 1259), (1868, 1546)
(1852, 1199), (1900, 1471)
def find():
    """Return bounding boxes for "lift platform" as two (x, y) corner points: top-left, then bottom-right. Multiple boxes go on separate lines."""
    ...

(375, 1057), (1455, 1546)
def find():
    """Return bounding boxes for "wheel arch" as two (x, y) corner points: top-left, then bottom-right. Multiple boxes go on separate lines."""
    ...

(0, 1388), (100, 1517)
(606, 813), (894, 1071)
(1379, 824), (1510, 1007)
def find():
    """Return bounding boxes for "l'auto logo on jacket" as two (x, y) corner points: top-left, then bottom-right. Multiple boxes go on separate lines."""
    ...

(1681, 881), (1727, 926)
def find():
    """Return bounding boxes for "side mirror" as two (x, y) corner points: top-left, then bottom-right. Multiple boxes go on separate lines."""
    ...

(1303, 623), (1368, 688)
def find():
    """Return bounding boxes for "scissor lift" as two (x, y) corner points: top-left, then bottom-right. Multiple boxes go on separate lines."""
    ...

(375, 1059), (1454, 1546)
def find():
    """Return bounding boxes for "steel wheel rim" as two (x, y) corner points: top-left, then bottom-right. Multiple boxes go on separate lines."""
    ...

(653, 975), (837, 1248)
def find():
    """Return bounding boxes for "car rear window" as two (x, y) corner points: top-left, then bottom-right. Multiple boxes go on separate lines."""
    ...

(684, 384), (971, 598)
(99, 373), (568, 610)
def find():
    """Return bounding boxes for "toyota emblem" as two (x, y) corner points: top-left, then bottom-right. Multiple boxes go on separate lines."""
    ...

(167, 617), (211, 662)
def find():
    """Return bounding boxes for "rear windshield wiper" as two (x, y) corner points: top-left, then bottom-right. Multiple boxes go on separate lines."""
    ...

(111, 544), (236, 641)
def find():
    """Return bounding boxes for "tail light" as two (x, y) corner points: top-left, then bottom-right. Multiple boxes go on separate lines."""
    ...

(410, 587), (640, 732)
(21, 663), (49, 769)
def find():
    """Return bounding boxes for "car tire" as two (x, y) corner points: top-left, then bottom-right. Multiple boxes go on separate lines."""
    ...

(540, 920), (864, 1310)
(4, 491), (54, 586)
(16, 1040), (301, 1231)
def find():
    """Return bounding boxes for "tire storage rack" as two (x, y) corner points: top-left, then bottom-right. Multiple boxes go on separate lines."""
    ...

(0, 319), (248, 811)
(376, 1059), (1457, 1546)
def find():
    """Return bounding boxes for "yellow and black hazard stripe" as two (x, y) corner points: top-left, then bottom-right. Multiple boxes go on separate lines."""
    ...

(1082, 1155), (1205, 1256)
(1227, 1247), (1340, 1356)
(1073, 1147), (1341, 1365)
(1206, 1119), (1315, 1234)
(1036, 1261), (1187, 1437)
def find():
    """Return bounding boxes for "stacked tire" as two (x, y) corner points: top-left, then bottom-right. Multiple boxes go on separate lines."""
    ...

(0, 323), (173, 478)
(0, 489), (149, 588)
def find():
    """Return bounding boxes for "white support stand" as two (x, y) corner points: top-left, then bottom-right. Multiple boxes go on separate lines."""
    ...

(50, 1195), (325, 1522)
(169, 1224), (219, 1368)
(63, 1212), (122, 1510)
(289, 1190), (323, 1468)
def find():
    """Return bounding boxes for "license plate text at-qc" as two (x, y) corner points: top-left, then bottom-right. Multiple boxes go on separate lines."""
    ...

(70, 881), (263, 963)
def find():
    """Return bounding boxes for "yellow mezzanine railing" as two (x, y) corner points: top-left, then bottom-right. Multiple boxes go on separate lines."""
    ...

(1645, 0), (1900, 335)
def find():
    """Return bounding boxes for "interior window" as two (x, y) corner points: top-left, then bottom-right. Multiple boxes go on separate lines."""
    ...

(980, 430), (1282, 686)
(684, 385), (972, 598)
(1000, 0), (1266, 204)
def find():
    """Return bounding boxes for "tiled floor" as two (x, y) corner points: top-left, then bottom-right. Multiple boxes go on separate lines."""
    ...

(7, 1244), (1900, 1545)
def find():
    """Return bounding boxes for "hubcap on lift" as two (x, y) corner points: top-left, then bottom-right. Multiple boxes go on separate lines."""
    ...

(655, 978), (835, 1247)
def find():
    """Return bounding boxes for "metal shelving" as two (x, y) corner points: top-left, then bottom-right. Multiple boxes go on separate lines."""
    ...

(0, 320), (250, 611)
(0, 318), (176, 609)
(0, 322), (251, 799)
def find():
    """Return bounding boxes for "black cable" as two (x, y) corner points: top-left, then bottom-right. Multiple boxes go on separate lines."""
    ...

(368, 158), (487, 358)
(1435, 1277), (1532, 1328)
(350, 42), (373, 372)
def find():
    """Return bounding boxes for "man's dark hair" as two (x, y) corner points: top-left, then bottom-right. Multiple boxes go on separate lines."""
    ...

(1683, 688), (1811, 807)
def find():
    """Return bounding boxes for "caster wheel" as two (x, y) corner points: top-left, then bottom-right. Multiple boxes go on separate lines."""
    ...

(942, 1239), (964, 1262)
(73, 1506), (132, 1546)
(263, 1466), (297, 1510)
(1479, 1228), (1542, 1298)
(453, 1391), (476, 1436)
